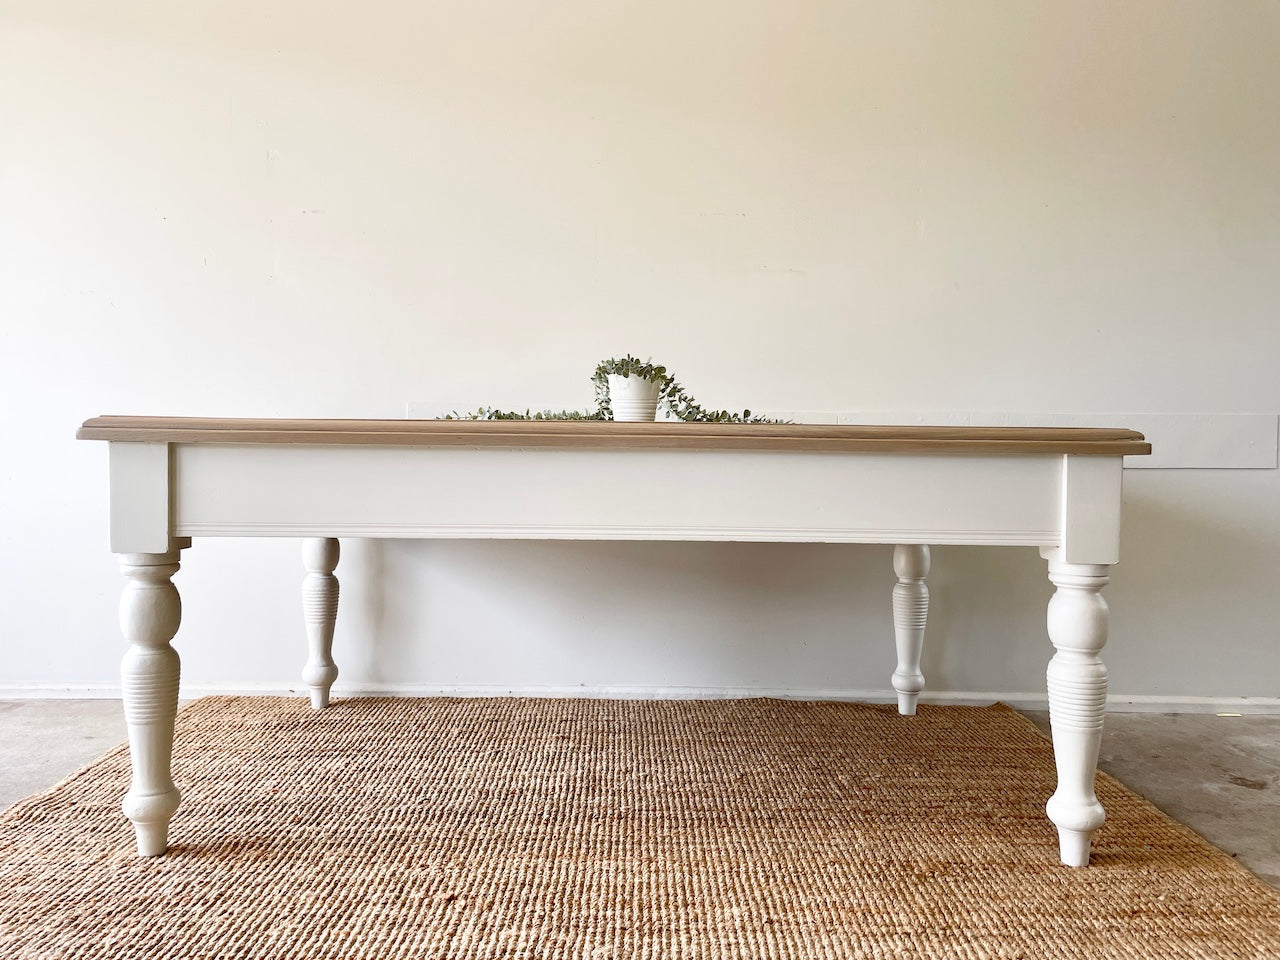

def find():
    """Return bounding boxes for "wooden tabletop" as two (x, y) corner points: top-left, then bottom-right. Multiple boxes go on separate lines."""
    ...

(78, 416), (1151, 456)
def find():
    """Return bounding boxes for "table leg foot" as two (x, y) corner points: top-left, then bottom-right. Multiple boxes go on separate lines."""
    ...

(891, 544), (930, 716)
(119, 546), (184, 857)
(1043, 555), (1110, 867)
(302, 538), (340, 710)
(130, 821), (171, 858)
(1055, 826), (1095, 869)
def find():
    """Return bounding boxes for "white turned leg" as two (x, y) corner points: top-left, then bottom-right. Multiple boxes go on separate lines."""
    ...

(891, 544), (930, 716)
(1043, 558), (1110, 867)
(302, 538), (340, 710)
(119, 546), (184, 857)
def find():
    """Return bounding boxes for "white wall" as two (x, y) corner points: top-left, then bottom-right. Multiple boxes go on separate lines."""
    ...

(2, 1), (1278, 704)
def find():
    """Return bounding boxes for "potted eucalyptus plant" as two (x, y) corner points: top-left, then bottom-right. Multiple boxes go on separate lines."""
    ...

(445, 355), (782, 424)
(592, 355), (777, 423)
(592, 356), (666, 422)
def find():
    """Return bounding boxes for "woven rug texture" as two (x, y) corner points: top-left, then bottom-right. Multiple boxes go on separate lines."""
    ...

(2, 697), (1278, 959)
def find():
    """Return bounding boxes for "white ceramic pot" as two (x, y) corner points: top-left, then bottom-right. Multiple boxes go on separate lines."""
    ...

(608, 374), (661, 422)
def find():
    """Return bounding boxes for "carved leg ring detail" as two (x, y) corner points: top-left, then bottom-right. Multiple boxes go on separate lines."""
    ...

(302, 538), (340, 710)
(891, 544), (930, 716)
(119, 548), (183, 857)
(1045, 559), (1110, 867)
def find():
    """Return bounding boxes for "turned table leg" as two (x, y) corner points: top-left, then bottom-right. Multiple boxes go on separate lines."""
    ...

(1044, 557), (1111, 867)
(302, 538), (340, 709)
(891, 544), (930, 716)
(119, 544), (184, 857)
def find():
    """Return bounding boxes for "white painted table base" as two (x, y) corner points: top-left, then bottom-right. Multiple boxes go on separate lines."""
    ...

(81, 418), (1149, 867)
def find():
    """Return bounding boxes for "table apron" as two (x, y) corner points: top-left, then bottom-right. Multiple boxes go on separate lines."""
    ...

(106, 443), (1121, 559)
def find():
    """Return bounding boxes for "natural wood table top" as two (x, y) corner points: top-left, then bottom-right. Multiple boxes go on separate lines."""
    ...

(78, 416), (1151, 456)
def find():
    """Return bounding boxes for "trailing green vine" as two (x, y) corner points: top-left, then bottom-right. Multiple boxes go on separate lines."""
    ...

(444, 355), (784, 423)
(443, 407), (606, 421)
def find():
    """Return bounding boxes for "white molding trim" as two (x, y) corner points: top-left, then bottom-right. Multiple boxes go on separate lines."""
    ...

(410, 406), (1279, 470)
(176, 522), (1059, 546)
(764, 410), (1279, 470)
(4, 683), (1279, 714)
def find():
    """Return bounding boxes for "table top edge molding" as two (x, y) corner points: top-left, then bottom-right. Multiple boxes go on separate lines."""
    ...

(77, 416), (1152, 457)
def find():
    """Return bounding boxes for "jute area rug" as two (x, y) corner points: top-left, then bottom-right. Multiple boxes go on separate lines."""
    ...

(2, 698), (1278, 959)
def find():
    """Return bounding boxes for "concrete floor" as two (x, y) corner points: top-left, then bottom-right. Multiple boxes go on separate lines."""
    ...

(1, 700), (1276, 890)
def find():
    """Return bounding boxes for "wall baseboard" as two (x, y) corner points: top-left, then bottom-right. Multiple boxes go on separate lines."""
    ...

(2, 683), (1278, 714)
